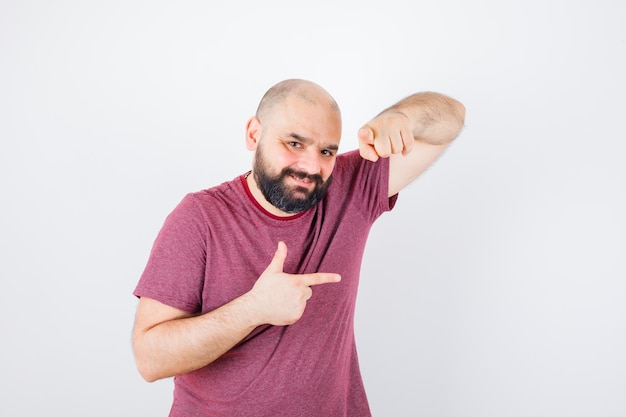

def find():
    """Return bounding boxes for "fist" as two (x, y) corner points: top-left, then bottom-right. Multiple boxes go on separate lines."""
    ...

(358, 111), (414, 162)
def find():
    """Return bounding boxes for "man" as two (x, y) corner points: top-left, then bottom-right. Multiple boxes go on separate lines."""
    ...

(132, 79), (465, 416)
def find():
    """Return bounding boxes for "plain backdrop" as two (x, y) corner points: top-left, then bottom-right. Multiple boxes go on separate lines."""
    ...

(1, 1), (625, 416)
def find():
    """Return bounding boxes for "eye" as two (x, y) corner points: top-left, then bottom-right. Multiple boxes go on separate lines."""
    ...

(321, 149), (335, 157)
(288, 141), (302, 148)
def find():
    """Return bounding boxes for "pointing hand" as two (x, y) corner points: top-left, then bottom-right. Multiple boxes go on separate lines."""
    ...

(248, 241), (341, 326)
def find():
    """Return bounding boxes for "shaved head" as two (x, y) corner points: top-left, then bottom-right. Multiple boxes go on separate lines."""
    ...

(255, 79), (340, 124)
(246, 79), (342, 215)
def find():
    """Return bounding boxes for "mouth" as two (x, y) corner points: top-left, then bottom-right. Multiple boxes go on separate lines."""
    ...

(285, 168), (322, 187)
(288, 174), (315, 189)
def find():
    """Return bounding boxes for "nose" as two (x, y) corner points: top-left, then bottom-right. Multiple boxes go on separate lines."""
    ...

(295, 148), (322, 175)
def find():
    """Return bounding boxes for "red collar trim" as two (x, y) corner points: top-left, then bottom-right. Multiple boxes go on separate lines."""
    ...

(239, 173), (308, 221)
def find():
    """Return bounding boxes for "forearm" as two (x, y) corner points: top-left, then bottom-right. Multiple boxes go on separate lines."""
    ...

(384, 92), (466, 146)
(133, 292), (259, 382)
(133, 242), (340, 382)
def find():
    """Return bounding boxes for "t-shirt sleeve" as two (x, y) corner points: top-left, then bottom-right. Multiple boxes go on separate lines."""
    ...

(336, 150), (398, 222)
(133, 194), (207, 314)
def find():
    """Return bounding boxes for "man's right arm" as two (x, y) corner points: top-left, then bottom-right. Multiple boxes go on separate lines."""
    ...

(132, 241), (341, 382)
(132, 293), (260, 382)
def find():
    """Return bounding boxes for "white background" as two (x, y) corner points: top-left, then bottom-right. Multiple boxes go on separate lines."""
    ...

(1, 1), (624, 416)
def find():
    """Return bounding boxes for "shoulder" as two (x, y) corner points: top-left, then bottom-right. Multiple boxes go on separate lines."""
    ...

(335, 149), (363, 170)
(184, 175), (246, 209)
(327, 149), (395, 216)
(332, 150), (366, 180)
(164, 175), (247, 227)
(332, 149), (390, 186)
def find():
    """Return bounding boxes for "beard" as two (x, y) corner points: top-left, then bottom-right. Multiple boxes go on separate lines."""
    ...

(253, 147), (332, 214)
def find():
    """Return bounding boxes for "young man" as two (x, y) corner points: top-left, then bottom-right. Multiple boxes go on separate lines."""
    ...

(132, 79), (465, 416)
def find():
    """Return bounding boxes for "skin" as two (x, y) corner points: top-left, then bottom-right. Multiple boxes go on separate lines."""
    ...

(132, 79), (465, 382)
(245, 80), (342, 217)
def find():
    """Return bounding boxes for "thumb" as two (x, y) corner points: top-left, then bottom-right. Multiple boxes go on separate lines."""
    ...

(358, 126), (379, 162)
(358, 126), (374, 143)
(267, 241), (287, 273)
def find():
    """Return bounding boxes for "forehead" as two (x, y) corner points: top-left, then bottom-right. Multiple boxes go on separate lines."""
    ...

(269, 93), (342, 145)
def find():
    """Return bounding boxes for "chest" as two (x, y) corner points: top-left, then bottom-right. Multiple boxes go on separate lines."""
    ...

(199, 206), (371, 313)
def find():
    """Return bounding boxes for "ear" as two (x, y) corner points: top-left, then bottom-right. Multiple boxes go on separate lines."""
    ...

(245, 116), (262, 151)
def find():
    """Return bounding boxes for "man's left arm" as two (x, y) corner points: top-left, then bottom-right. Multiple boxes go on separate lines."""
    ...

(358, 92), (466, 197)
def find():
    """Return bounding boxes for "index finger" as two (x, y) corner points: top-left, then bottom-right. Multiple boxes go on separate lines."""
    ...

(300, 272), (342, 287)
(400, 124), (415, 155)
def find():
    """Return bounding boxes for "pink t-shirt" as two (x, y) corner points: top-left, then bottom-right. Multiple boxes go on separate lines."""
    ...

(134, 150), (397, 417)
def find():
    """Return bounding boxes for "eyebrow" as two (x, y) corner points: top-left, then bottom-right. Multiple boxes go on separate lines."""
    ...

(288, 132), (339, 151)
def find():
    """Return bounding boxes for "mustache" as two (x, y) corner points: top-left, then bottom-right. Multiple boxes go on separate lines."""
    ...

(281, 168), (323, 185)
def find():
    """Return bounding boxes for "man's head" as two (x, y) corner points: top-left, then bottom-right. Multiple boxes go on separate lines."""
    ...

(245, 79), (342, 215)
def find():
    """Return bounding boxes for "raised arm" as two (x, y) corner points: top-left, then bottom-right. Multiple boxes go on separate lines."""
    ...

(132, 242), (340, 382)
(358, 92), (465, 196)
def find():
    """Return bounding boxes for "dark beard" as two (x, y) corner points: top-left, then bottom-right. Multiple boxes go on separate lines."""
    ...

(253, 151), (331, 214)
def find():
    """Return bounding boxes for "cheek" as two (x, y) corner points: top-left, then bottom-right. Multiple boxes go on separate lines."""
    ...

(280, 155), (301, 171)
(267, 148), (296, 171)
(321, 159), (336, 180)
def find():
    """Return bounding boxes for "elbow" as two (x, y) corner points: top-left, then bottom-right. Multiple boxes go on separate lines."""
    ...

(140, 372), (161, 384)
(456, 101), (466, 128)
(449, 97), (466, 132)
(132, 339), (166, 383)
(134, 355), (164, 383)
(447, 99), (466, 142)
(456, 101), (466, 126)
(135, 358), (155, 382)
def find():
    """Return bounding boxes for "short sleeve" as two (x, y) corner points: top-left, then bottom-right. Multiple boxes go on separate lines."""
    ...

(133, 194), (208, 313)
(334, 150), (398, 223)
